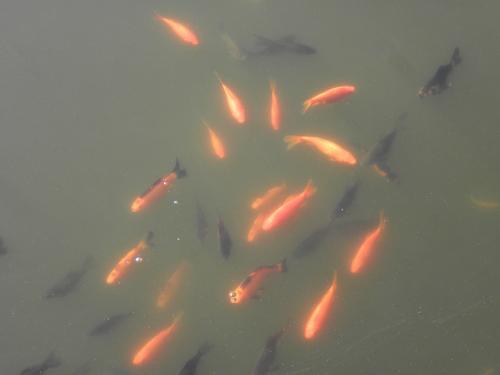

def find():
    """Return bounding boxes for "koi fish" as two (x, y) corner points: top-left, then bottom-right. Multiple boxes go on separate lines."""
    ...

(106, 232), (153, 285)
(218, 217), (232, 259)
(203, 121), (226, 159)
(262, 180), (316, 232)
(304, 272), (337, 340)
(247, 34), (316, 57)
(252, 326), (286, 375)
(331, 180), (359, 220)
(470, 196), (499, 210)
(176, 342), (212, 375)
(130, 158), (186, 213)
(418, 47), (461, 97)
(45, 256), (93, 298)
(20, 352), (61, 375)
(350, 213), (386, 274)
(284, 135), (357, 165)
(269, 80), (281, 131)
(156, 261), (189, 309)
(132, 313), (182, 366)
(214, 72), (246, 124)
(228, 259), (287, 304)
(247, 213), (265, 243)
(303, 85), (355, 113)
(156, 15), (199, 46)
(89, 312), (133, 337)
(251, 183), (286, 211)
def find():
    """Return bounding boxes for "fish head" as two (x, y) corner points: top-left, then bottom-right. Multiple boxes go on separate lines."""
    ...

(228, 289), (242, 304)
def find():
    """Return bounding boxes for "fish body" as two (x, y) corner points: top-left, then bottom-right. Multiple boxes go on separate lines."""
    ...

(293, 223), (333, 258)
(89, 312), (132, 336)
(303, 85), (355, 112)
(331, 180), (359, 220)
(217, 217), (232, 259)
(215, 72), (246, 124)
(285, 135), (357, 165)
(156, 15), (199, 46)
(470, 196), (500, 210)
(350, 213), (386, 274)
(269, 80), (281, 130)
(252, 327), (285, 375)
(228, 259), (286, 304)
(204, 122), (226, 159)
(195, 201), (208, 242)
(247, 213), (265, 243)
(20, 352), (61, 375)
(45, 256), (93, 298)
(249, 34), (316, 57)
(157, 261), (188, 309)
(176, 343), (212, 375)
(262, 180), (316, 232)
(304, 272), (337, 340)
(418, 47), (461, 97)
(251, 183), (286, 211)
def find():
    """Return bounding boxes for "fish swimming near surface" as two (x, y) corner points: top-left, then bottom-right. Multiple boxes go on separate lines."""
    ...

(89, 312), (133, 337)
(214, 72), (246, 125)
(155, 15), (200, 46)
(19, 352), (61, 375)
(217, 217), (232, 259)
(350, 212), (387, 274)
(252, 326), (286, 375)
(418, 47), (461, 98)
(176, 342), (213, 375)
(195, 201), (208, 243)
(331, 180), (360, 220)
(247, 34), (316, 57)
(285, 135), (357, 166)
(303, 85), (356, 113)
(203, 121), (226, 159)
(269, 80), (281, 131)
(0, 236), (7, 255)
(45, 256), (93, 299)
(251, 183), (287, 211)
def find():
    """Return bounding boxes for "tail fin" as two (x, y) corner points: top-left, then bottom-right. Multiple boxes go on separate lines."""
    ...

(43, 352), (62, 370)
(303, 179), (317, 198)
(332, 271), (338, 286)
(451, 47), (461, 66)
(197, 342), (213, 357)
(302, 100), (312, 114)
(278, 258), (287, 273)
(284, 136), (302, 150)
(172, 158), (187, 178)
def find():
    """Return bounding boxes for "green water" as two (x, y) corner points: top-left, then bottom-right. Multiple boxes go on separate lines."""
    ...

(1, 0), (500, 374)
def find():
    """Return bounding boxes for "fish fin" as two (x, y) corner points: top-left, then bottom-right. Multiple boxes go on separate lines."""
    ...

(451, 47), (461, 66)
(304, 179), (317, 199)
(277, 258), (287, 273)
(172, 158), (187, 178)
(302, 100), (312, 113)
(284, 136), (302, 150)
(44, 352), (62, 369)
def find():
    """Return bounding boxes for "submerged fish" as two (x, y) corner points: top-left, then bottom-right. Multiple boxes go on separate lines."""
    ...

(89, 312), (133, 336)
(418, 47), (461, 97)
(303, 85), (356, 113)
(217, 217), (232, 259)
(0, 236), (7, 255)
(176, 342), (212, 375)
(45, 256), (93, 299)
(220, 33), (247, 61)
(19, 352), (61, 375)
(248, 34), (316, 57)
(331, 180), (360, 220)
(350, 213), (387, 274)
(284, 135), (357, 165)
(252, 327), (286, 375)
(293, 223), (333, 259)
(195, 201), (208, 243)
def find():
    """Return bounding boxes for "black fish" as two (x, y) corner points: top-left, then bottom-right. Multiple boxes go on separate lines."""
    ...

(331, 180), (360, 220)
(0, 236), (7, 255)
(248, 34), (316, 57)
(217, 217), (232, 259)
(176, 342), (212, 375)
(20, 352), (61, 375)
(89, 312), (132, 336)
(366, 113), (407, 166)
(293, 223), (333, 258)
(71, 361), (92, 375)
(253, 327), (285, 375)
(45, 256), (93, 299)
(418, 47), (461, 98)
(195, 201), (208, 243)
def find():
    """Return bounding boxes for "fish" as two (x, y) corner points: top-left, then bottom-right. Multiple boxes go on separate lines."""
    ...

(418, 47), (461, 97)
(303, 85), (355, 113)
(106, 231), (153, 285)
(214, 72), (246, 124)
(195, 201), (208, 242)
(372, 161), (398, 181)
(156, 15), (199, 46)
(304, 272), (338, 340)
(470, 196), (499, 210)
(331, 180), (359, 220)
(45, 256), (93, 298)
(228, 258), (287, 304)
(0, 236), (7, 255)
(220, 33), (247, 61)
(269, 80), (281, 131)
(132, 313), (182, 366)
(176, 342), (213, 375)
(217, 217), (232, 259)
(252, 327), (286, 375)
(70, 361), (92, 375)
(19, 352), (61, 375)
(350, 212), (386, 274)
(156, 261), (189, 309)
(284, 135), (357, 165)
(89, 312), (133, 336)
(251, 183), (286, 211)
(293, 223), (333, 258)
(262, 180), (316, 232)
(203, 121), (226, 159)
(248, 34), (316, 57)
(247, 213), (265, 243)
(130, 158), (186, 213)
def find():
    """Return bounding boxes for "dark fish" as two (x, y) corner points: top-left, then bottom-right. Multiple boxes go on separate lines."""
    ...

(293, 223), (333, 258)
(247, 34), (316, 57)
(0, 236), (7, 255)
(331, 180), (360, 220)
(366, 112), (408, 166)
(253, 327), (285, 375)
(89, 312), (132, 337)
(71, 361), (92, 375)
(195, 201), (208, 243)
(19, 352), (61, 375)
(45, 256), (93, 299)
(176, 342), (212, 375)
(418, 47), (461, 98)
(217, 217), (232, 259)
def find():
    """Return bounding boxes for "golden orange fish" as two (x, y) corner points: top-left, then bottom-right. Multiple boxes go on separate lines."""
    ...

(284, 135), (357, 165)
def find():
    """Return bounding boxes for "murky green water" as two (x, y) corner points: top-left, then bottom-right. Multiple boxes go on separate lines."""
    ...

(1, 0), (500, 374)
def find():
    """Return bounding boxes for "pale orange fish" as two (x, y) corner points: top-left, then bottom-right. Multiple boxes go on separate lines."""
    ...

(247, 213), (265, 243)
(203, 121), (226, 159)
(470, 195), (499, 210)
(215, 72), (246, 124)
(350, 213), (386, 274)
(251, 183), (287, 211)
(269, 80), (281, 130)
(303, 85), (356, 113)
(304, 272), (338, 340)
(284, 135), (357, 165)
(156, 261), (189, 309)
(156, 15), (199, 46)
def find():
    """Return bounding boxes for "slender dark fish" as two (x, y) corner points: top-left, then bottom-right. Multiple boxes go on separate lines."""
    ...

(176, 343), (212, 375)
(366, 113), (408, 166)
(89, 312), (132, 337)
(293, 223), (333, 258)
(247, 34), (316, 57)
(217, 217), (232, 259)
(71, 361), (92, 375)
(195, 201), (208, 243)
(418, 47), (461, 97)
(253, 327), (285, 375)
(331, 180), (360, 220)
(19, 352), (61, 375)
(45, 256), (93, 299)
(0, 236), (7, 255)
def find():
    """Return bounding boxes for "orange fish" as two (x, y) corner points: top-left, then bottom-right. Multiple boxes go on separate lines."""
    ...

(247, 213), (265, 243)
(156, 261), (189, 309)
(132, 313), (182, 366)
(262, 180), (316, 232)
(228, 259), (287, 304)
(269, 80), (281, 130)
(215, 72), (246, 125)
(303, 85), (355, 113)
(130, 158), (186, 213)
(304, 272), (338, 340)
(350, 213), (386, 274)
(470, 195), (499, 210)
(106, 232), (153, 285)
(251, 183), (287, 211)
(156, 15), (199, 46)
(203, 121), (226, 159)
(284, 135), (357, 165)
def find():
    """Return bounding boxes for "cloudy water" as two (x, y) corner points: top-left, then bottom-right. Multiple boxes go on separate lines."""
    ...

(1, 0), (500, 374)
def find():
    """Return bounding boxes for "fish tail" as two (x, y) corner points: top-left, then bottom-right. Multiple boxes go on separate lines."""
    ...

(277, 258), (287, 273)
(451, 47), (461, 66)
(332, 270), (338, 285)
(378, 210), (387, 228)
(302, 100), (312, 114)
(172, 311), (184, 326)
(43, 352), (62, 370)
(172, 157), (187, 178)
(197, 342), (213, 357)
(284, 135), (302, 150)
(304, 179), (317, 198)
